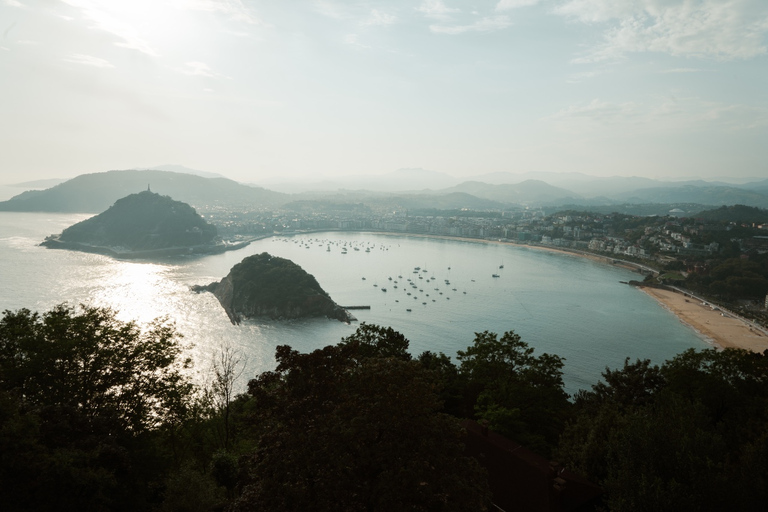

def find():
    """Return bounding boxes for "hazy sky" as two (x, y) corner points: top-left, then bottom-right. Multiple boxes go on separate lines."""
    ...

(2, 0), (767, 184)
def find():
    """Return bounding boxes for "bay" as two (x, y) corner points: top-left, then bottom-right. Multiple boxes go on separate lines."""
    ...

(0, 212), (709, 393)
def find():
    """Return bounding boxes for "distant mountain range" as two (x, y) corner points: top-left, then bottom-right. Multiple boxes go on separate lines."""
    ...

(0, 170), (287, 213)
(434, 180), (768, 209)
(1, 168), (767, 213)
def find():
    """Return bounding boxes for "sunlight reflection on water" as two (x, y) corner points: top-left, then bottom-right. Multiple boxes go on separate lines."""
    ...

(0, 214), (711, 394)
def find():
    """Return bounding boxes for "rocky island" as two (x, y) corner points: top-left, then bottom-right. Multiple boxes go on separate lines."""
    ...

(42, 190), (248, 258)
(194, 252), (354, 324)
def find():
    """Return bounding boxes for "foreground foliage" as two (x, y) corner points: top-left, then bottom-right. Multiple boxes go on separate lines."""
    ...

(559, 349), (768, 512)
(0, 304), (196, 511)
(236, 338), (490, 511)
(4, 303), (768, 512)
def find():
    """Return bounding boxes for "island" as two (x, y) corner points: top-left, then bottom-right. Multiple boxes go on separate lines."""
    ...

(193, 252), (354, 324)
(41, 189), (249, 258)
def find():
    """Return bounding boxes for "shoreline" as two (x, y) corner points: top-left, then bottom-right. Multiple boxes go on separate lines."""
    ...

(40, 235), (259, 260)
(285, 229), (767, 352)
(637, 286), (768, 353)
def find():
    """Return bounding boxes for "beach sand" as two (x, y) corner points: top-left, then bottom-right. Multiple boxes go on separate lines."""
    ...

(639, 286), (768, 352)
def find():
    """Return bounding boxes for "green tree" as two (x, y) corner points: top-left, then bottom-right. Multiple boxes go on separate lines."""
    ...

(559, 348), (768, 512)
(233, 331), (490, 511)
(0, 304), (196, 511)
(456, 331), (570, 455)
(336, 322), (412, 360)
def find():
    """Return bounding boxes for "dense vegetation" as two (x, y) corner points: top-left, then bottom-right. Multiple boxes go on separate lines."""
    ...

(57, 191), (218, 250)
(229, 252), (332, 310)
(2, 305), (768, 511)
(684, 253), (768, 301)
(693, 204), (768, 224)
(560, 351), (768, 511)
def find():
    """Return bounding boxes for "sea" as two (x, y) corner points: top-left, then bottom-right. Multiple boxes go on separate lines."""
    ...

(0, 212), (711, 394)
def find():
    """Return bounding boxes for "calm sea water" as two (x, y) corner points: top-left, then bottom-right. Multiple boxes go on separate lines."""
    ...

(0, 213), (709, 393)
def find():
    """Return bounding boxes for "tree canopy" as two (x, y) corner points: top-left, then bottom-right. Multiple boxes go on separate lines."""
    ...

(57, 191), (218, 250)
(235, 334), (491, 512)
(559, 348), (768, 512)
(0, 304), (195, 511)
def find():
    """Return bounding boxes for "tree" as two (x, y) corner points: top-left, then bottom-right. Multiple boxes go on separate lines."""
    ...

(456, 331), (570, 455)
(233, 328), (490, 512)
(0, 304), (193, 435)
(559, 348), (768, 511)
(336, 322), (412, 360)
(0, 304), (196, 511)
(210, 342), (247, 451)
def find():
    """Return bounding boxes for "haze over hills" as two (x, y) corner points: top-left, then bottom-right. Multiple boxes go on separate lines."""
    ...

(434, 180), (586, 207)
(2, 168), (768, 213)
(0, 170), (287, 213)
(143, 164), (227, 179)
(259, 168), (461, 193)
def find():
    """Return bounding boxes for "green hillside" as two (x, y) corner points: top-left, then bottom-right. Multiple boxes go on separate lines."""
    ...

(54, 190), (218, 250)
(693, 204), (768, 224)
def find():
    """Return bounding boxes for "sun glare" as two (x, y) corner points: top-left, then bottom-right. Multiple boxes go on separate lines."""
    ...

(93, 261), (179, 325)
(62, 0), (200, 57)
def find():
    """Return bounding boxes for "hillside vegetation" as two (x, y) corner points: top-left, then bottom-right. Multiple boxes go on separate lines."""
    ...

(197, 252), (352, 323)
(693, 204), (768, 224)
(54, 190), (218, 250)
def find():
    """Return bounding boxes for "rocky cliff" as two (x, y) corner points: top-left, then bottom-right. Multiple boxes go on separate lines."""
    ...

(194, 252), (353, 324)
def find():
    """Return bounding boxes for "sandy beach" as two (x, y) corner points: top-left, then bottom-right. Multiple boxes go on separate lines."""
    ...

(639, 286), (768, 352)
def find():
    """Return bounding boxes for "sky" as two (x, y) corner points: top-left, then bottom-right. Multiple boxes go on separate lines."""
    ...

(1, 0), (767, 185)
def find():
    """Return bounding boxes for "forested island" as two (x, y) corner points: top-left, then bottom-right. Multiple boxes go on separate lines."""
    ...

(41, 190), (246, 258)
(194, 252), (353, 324)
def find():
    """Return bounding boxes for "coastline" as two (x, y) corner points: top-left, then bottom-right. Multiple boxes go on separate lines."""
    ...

(40, 235), (258, 260)
(637, 286), (768, 353)
(365, 231), (652, 274)
(322, 230), (767, 352)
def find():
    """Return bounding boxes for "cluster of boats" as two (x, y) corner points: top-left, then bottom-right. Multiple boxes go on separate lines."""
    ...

(361, 265), (487, 313)
(274, 236), (505, 314)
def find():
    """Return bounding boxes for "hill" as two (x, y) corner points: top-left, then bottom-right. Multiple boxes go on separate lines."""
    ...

(0, 169), (287, 213)
(194, 252), (352, 324)
(41, 191), (237, 257)
(692, 204), (768, 224)
(613, 185), (768, 208)
(439, 180), (583, 206)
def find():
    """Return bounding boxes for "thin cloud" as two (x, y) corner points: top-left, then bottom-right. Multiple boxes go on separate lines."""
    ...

(179, 61), (230, 79)
(5, 0), (23, 7)
(313, 0), (347, 20)
(565, 70), (603, 84)
(63, 53), (115, 68)
(557, 0), (768, 62)
(551, 99), (641, 123)
(661, 68), (704, 74)
(430, 15), (512, 35)
(496, 0), (540, 11)
(61, 0), (159, 57)
(417, 0), (460, 21)
(344, 33), (371, 49)
(362, 9), (396, 26)
(550, 96), (768, 132)
(176, 0), (262, 24)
